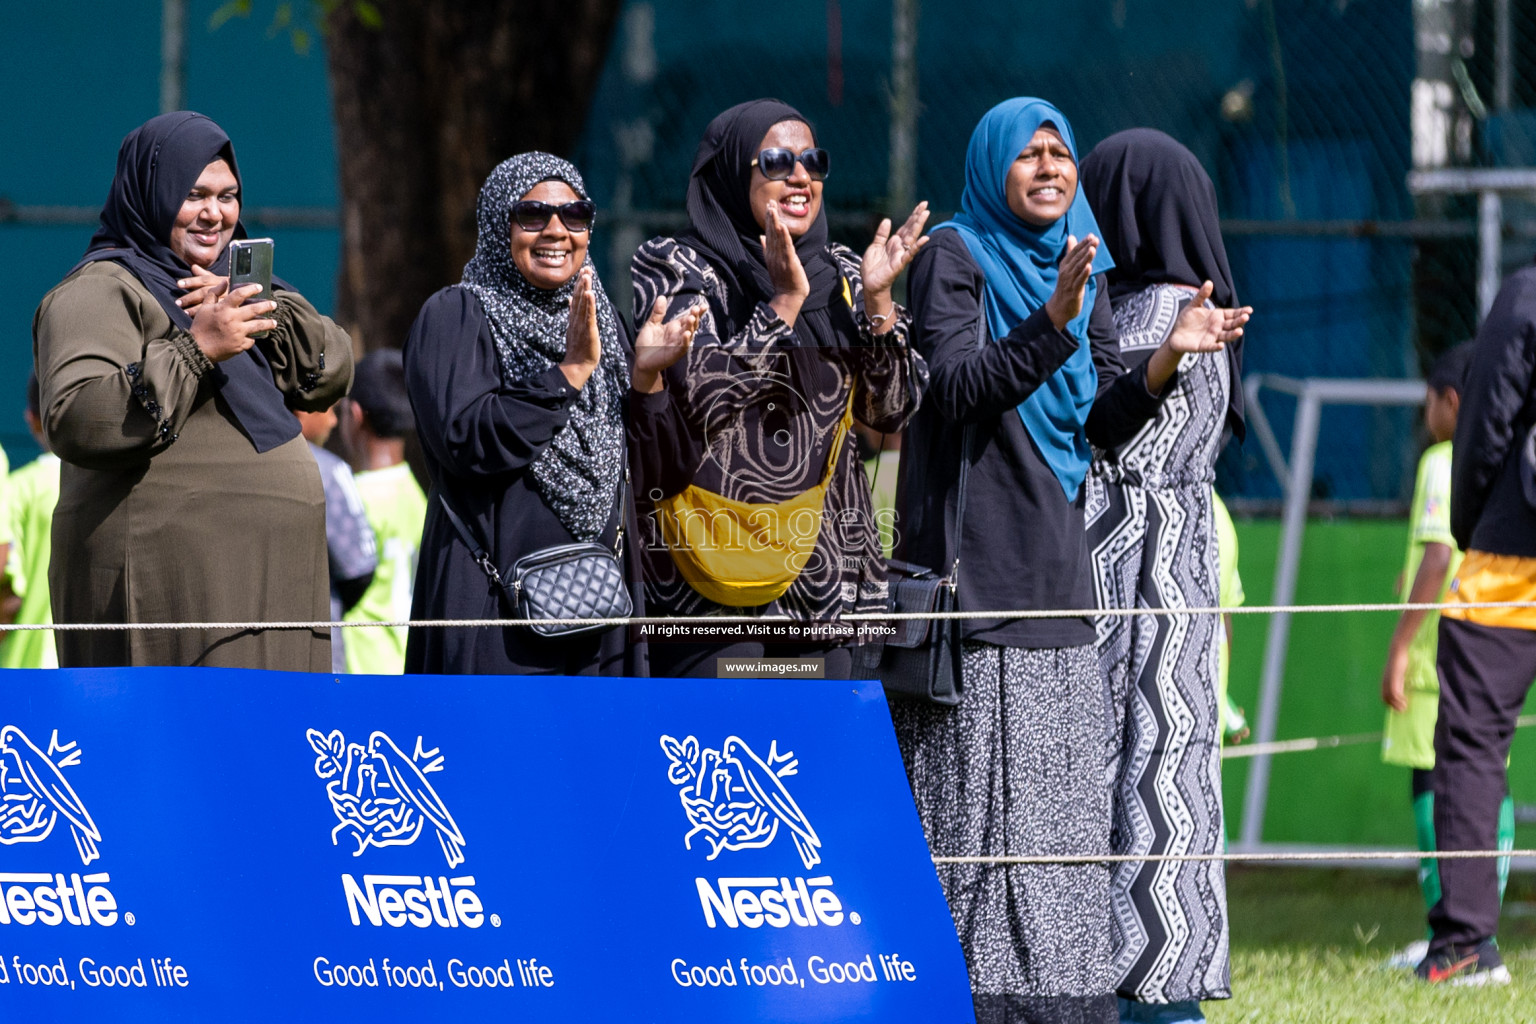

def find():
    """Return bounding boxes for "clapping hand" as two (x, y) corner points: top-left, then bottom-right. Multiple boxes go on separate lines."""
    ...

(861, 201), (931, 301)
(1144, 281), (1252, 393)
(1167, 281), (1251, 353)
(560, 267), (602, 390)
(761, 200), (810, 327)
(633, 296), (704, 394)
(1044, 234), (1099, 331)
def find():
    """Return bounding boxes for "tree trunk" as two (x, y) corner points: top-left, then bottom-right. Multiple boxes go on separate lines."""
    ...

(325, 0), (623, 353)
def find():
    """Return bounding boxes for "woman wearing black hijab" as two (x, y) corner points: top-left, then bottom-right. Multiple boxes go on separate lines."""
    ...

(1079, 129), (1248, 1022)
(630, 99), (930, 678)
(403, 152), (701, 676)
(33, 111), (353, 669)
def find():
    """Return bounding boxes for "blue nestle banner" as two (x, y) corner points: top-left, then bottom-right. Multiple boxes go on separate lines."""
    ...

(0, 668), (974, 1021)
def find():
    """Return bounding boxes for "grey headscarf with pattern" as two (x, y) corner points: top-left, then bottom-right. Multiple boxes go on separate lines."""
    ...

(461, 152), (629, 542)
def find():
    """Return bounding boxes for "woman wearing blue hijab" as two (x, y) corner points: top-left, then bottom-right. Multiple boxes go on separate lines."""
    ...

(889, 99), (1245, 1024)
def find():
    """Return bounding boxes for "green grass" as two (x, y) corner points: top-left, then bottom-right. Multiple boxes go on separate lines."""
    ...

(1221, 519), (1536, 846)
(1209, 867), (1536, 1022)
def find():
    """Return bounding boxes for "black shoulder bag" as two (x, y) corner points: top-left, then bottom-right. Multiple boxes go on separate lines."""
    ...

(439, 476), (633, 638)
(875, 423), (973, 706)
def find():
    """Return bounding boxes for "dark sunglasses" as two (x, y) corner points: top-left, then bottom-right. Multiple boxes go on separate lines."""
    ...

(751, 147), (830, 182)
(511, 199), (596, 233)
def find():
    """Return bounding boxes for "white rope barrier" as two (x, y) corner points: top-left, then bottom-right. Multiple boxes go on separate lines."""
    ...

(2, 598), (1533, 633)
(932, 849), (1528, 866)
(10, 598), (1532, 874)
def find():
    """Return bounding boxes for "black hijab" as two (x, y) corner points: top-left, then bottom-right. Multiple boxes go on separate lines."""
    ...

(1080, 128), (1244, 438)
(74, 111), (300, 453)
(679, 99), (854, 349)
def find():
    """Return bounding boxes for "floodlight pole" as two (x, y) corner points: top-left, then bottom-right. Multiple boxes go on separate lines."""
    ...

(160, 0), (187, 114)
(888, 0), (918, 222)
(1238, 376), (1428, 850)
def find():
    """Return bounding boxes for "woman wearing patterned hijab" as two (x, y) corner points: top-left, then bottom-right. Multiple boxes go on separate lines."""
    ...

(889, 99), (1245, 1024)
(403, 152), (699, 675)
(630, 98), (931, 679)
(34, 111), (353, 670)
(1080, 129), (1250, 1024)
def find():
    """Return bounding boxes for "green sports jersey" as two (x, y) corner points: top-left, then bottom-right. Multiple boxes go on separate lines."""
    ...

(1382, 440), (1461, 770)
(0, 445), (12, 548)
(1213, 492), (1244, 737)
(862, 450), (900, 559)
(344, 463), (427, 675)
(0, 453), (60, 669)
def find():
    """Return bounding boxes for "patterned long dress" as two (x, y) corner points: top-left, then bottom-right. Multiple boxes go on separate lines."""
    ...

(629, 236), (926, 622)
(1084, 284), (1231, 1004)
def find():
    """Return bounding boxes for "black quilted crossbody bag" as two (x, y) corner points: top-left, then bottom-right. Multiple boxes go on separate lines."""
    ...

(439, 477), (633, 638)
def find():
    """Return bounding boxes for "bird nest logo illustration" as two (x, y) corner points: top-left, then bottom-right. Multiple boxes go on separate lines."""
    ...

(660, 734), (822, 870)
(0, 726), (103, 866)
(306, 729), (467, 869)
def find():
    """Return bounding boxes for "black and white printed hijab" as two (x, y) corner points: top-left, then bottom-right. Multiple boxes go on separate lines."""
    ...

(460, 152), (628, 542)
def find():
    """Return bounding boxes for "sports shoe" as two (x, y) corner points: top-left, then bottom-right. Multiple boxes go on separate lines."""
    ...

(1383, 939), (1429, 970)
(1415, 940), (1512, 986)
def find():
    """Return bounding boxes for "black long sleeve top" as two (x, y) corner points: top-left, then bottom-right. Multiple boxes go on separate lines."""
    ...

(893, 227), (1170, 649)
(401, 285), (697, 674)
(1451, 264), (1536, 557)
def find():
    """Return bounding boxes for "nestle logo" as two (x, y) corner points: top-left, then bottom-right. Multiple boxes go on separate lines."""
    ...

(0, 872), (118, 927)
(341, 873), (486, 928)
(695, 876), (858, 929)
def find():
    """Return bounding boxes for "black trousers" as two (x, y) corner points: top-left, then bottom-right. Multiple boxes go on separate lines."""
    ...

(1427, 616), (1536, 951)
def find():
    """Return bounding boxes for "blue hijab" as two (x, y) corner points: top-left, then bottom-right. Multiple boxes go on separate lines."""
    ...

(935, 98), (1114, 500)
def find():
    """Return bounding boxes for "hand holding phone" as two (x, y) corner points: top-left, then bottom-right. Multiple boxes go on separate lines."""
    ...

(228, 238), (275, 338)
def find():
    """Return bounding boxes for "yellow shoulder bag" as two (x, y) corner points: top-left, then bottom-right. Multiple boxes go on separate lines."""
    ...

(656, 388), (856, 607)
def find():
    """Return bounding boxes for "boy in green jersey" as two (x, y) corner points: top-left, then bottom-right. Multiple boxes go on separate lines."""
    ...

(341, 351), (426, 675)
(0, 376), (57, 668)
(1379, 344), (1513, 962)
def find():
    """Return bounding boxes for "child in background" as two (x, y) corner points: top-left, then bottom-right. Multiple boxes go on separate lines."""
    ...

(342, 350), (426, 675)
(1379, 343), (1512, 965)
(855, 425), (900, 559)
(296, 404), (377, 674)
(1212, 490), (1248, 744)
(0, 375), (60, 668)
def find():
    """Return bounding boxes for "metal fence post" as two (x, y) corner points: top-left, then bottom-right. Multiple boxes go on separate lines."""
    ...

(1239, 384), (1320, 849)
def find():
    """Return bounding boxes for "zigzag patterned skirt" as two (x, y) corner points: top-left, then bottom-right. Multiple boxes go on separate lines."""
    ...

(1088, 479), (1231, 1004)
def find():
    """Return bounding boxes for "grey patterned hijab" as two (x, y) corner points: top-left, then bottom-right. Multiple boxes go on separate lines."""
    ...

(461, 152), (628, 541)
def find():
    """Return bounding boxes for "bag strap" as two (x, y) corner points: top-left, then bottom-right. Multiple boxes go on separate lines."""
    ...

(440, 492), (505, 589)
(946, 314), (987, 587)
(946, 424), (973, 586)
(439, 469), (630, 586)
(819, 387), (860, 489)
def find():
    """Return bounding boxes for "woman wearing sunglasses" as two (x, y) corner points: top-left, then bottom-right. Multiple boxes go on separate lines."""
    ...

(402, 152), (701, 675)
(629, 98), (930, 679)
(888, 99), (1247, 1023)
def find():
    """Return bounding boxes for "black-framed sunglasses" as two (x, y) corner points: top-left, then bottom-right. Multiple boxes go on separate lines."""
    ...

(750, 147), (830, 182)
(511, 199), (596, 233)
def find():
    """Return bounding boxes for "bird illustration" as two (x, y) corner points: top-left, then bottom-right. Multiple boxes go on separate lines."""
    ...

(0, 726), (103, 866)
(721, 736), (821, 870)
(659, 734), (821, 870)
(365, 732), (467, 868)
